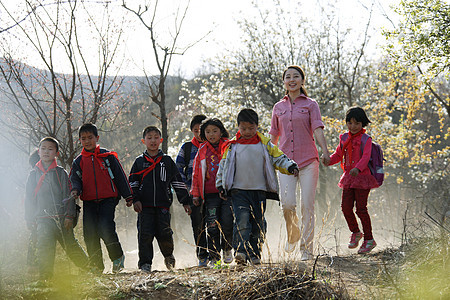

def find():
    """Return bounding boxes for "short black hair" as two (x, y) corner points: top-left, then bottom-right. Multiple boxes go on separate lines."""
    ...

(79, 123), (98, 137)
(190, 114), (207, 130)
(237, 108), (258, 126)
(199, 118), (229, 141)
(39, 136), (60, 152)
(345, 107), (371, 127)
(142, 126), (161, 139)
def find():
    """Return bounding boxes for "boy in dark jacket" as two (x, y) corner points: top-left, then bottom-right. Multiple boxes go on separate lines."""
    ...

(25, 137), (88, 280)
(129, 126), (192, 272)
(175, 114), (209, 267)
(70, 123), (133, 274)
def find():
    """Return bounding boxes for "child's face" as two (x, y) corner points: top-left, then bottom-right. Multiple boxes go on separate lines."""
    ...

(38, 141), (58, 164)
(142, 131), (162, 153)
(238, 121), (258, 139)
(192, 124), (202, 142)
(204, 124), (221, 145)
(283, 68), (304, 94)
(347, 118), (363, 134)
(80, 131), (99, 151)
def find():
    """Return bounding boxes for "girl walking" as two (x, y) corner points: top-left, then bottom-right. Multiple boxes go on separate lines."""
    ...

(324, 107), (379, 254)
(191, 118), (233, 266)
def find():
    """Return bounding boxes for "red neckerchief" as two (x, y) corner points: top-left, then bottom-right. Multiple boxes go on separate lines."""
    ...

(341, 129), (366, 168)
(130, 153), (163, 180)
(81, 145), (118, 170)
(222, 131), (260, 154)
(205, 139), (226, 179)
(34, 159), (58, 198)
(191, 137), (201, 148)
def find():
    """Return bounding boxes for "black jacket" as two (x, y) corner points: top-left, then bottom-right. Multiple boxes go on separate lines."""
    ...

(129, 150), (189, 208)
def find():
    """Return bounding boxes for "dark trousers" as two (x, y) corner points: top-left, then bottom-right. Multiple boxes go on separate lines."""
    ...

(204, 193), (233, 261)
(36, 217), (89, 279)
(83, 198), (123, 271)
(137, 207), (174, 268)
(231, 190), (266, 260)
(341, 188), (373, 240)
(27, 228), (37, 268)
(190, 203), (208, 260)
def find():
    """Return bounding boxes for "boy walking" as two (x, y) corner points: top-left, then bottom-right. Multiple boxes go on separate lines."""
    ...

(175, 114), (209, 267)
(70, 123), (133, 273)
(216, 109), (299, 265)
(25, 137), (88, 279)
(129, 126), (192, 272)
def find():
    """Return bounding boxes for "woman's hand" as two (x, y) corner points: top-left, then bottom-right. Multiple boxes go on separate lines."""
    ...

(321, 154), (330, 166)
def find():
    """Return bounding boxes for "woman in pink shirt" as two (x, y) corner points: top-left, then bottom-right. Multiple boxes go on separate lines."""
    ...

(269, 65), (330, 260)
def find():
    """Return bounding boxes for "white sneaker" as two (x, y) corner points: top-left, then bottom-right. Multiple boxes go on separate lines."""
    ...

(285, 241), (296, 253)
(301, 251), (313, 261)
(223, 250), (233, 264)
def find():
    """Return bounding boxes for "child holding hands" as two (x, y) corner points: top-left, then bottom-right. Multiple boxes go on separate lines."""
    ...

(70, 123), (133, 274)
(216, 109), (299, 265)
(324, 107), (379, 254)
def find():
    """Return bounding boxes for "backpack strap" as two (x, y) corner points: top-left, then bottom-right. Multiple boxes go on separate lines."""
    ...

(183, 141), (193, 177)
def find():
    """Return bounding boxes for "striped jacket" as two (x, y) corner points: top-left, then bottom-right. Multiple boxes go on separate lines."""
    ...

(129, 150), (189, 208)
(216, 132), (297, 200)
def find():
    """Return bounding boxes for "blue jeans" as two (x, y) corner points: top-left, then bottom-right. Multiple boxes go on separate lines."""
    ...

(83, 198), (123, 271)
(204, 193), (233, 261)
(231, 189), (266, 260)
(137, 207), (173, 268)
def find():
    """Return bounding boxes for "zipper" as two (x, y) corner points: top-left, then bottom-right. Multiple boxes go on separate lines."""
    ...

(92, 156), (98, 200)
(153, 162), (156, 207)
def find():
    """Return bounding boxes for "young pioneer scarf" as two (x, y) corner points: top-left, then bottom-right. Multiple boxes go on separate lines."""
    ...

(222, 131), (261, 154)
(341, 128), (366, 169)
(130, 153), (163, 181)
(81, 145), (118, 168)
(191, 137), (201, 149)
(34, 158), (58, 198)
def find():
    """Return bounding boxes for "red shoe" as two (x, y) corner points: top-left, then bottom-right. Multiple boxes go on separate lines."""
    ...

(358, 239), (377, 254)
(348, 232), (363, 249)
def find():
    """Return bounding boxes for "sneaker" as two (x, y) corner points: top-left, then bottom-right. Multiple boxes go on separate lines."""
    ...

(223, 250), (233, 264)
(234, 252), (247, 265)
(358, 239), (377, 254)
(140, 263), (151, 273)
(301, 251), (313, 261)
(198, 257), (209, 267)
(348, 232), (363, 249)
(250, 257), (261, 265)
(285, 241), (297, 253)
(164, 255), (175, 270)
(112, 255), (125, 273)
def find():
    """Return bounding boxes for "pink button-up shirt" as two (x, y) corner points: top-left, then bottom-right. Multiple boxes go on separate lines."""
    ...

(269, 95), (324, 168)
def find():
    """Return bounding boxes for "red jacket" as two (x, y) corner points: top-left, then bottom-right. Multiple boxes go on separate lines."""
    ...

(190, 139), (227, 200)
(70, 147), (132, 201)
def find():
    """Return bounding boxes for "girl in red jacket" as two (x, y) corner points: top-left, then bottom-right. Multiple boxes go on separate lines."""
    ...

(325, 107), (379, 254)
(190, 118), (231, 266)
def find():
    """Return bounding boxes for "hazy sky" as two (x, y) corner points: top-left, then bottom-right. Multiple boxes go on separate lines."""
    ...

(0, 0), (398, 77)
